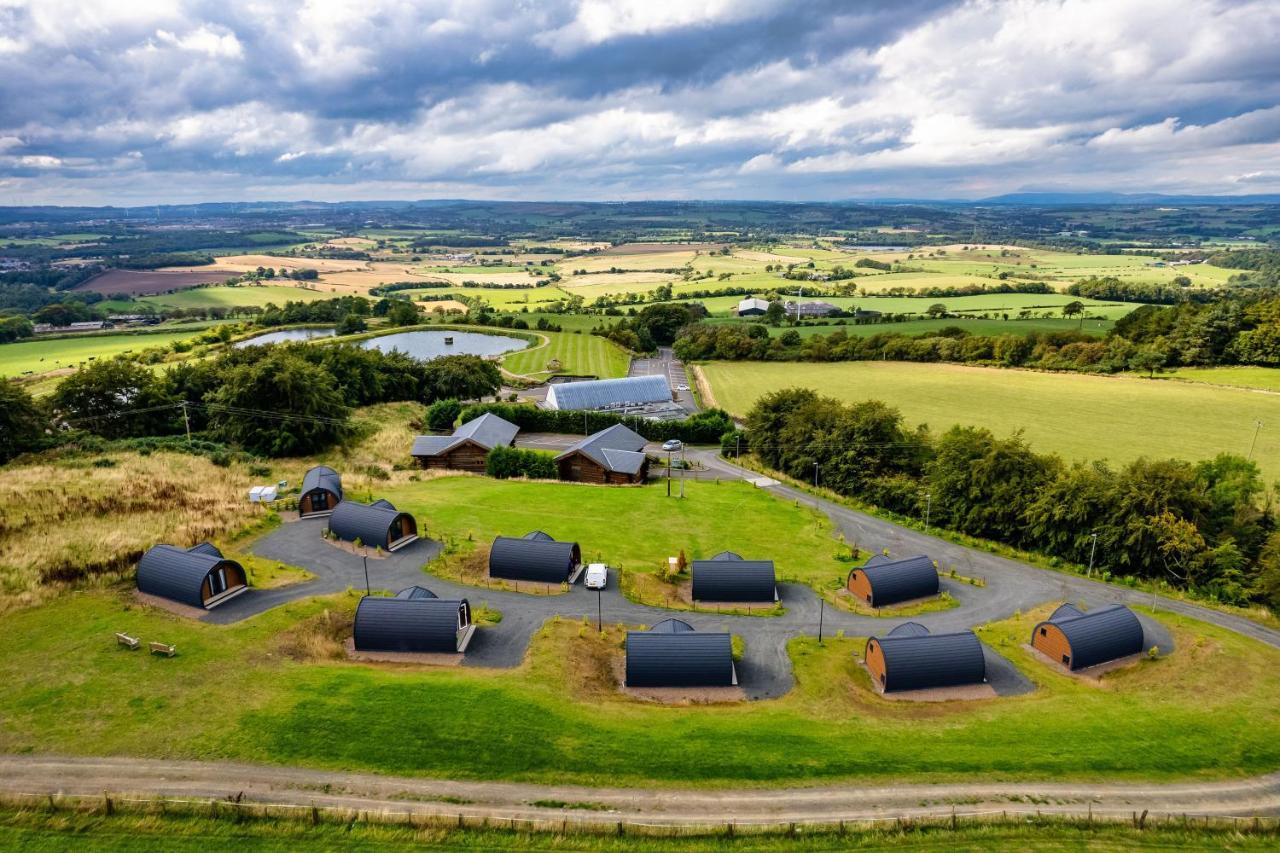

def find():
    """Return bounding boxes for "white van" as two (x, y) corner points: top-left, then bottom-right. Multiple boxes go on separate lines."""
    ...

(584, 563), (608, 590)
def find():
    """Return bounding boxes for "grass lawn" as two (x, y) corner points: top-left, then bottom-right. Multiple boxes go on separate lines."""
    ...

(385, 476), (851, 587)
(134, 284), (335, 309)
(0, 328), (209, 377)
(1, 590), (1277, 787)
(700, 361), (1280, 481)
(1164, 366), (1280, 392)
(501, 330), (630, 380)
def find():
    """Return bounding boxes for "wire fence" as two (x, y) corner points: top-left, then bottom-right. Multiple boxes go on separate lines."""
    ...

(2, 791), (1277, 839)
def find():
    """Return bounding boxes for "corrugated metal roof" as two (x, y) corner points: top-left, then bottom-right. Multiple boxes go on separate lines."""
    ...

(711, 551), (743, 561)
(691, 557), (777, 602)
(650, 618), (695, 633)
(851, 555), (938, 606)
(136, 544), (240, 609)
(1036, 604), (1144, 670)
(524, 531), (554, 541)
(625, 630), (735, 687)
(887, 621), (930, 637)
(869, 629), (986, 692)
(1048, 603), (1084, 622)
(489, 534), (581, 582)
(395, 585), (437, 600)
(353, 595), (470, 653)
(187, 542), (223, 558)
(737, 298), (770, 313)
(328, 499), (416, 549)
(411, 413), (519, 457)
(555, 424), (648, 473)
(301, 466), (343, 502)
(545, 375), (671, 411)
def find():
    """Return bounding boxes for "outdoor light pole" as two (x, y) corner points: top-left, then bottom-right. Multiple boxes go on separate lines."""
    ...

(1087, 532), (1098, 577)
(666, 449), (672, 497)
(814, 462), (819, 489)
(679, 445), (686, 499)
(362, 549), (371, 596)
(597, 587), (603, 633)
(817, 597), (825, 644)
(924, 492), (932, 533)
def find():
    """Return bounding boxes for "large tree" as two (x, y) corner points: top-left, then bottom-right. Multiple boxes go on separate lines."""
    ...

(50, 359), (177, 439)
(0, 380), (50, 462)
(421, 354), (502, 402)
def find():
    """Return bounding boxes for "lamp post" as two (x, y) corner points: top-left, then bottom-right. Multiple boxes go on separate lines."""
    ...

(666, 449), (672, 497)
(817, 597), (825, 644)
(597, 586), (603, 633)
(679, 444), (686, 499)
(362, 549), (371, 596)
(1087, 532), (1098, 577)
(924, 492), (932, 533)
(814, 462), (819, 489)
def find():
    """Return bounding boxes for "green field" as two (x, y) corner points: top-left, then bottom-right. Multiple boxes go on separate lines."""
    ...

(1165, 366), (1280, 392)
(132, 284), (336, 309)
(2, 584), (1277, 787)
(501, 330), (629, 379)
(0, 328), (211, 377)
(701, 361), (1280, 481)
(387, 477), (846, 585)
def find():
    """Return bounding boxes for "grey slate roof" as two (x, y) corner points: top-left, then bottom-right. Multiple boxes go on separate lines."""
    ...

(1036, 604), (1144, 670)
(546, 375), (671, 411)
(625, 627), (735, 687)
(136, 543), (241, 609)
(411, 413), (519, 457)
(555, 423), (648, 474)
(353, 595), (471, 653)
(691, 556), (777, 602)
(301, 465), (343, 502)
(869, 627), (986, 692)
(328, 499), (416, 548)
(851, 554), (939, 606)
(489, 533), (581, 583)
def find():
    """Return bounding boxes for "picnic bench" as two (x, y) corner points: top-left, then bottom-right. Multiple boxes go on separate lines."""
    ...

(149, 642), (177, 657)
(115, 632), (140, 650)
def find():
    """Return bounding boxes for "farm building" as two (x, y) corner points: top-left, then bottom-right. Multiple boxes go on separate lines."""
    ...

(625, 619), (737, 687)
(353, 587), (474, 653)
(299, 465), (343, 517)
(847, 554), (939, 607)
(864, 623), (986, 692)
(736, 297), (770, 316)
(1031, 603), (1145, 670)
(544, 375), (672, 411)
(691, 551), (778, 602)
(489, 531), (581, 583)
(328, 499), (419, 551)
(785, 300), (840, 318)
(410, 412), (519, 471)
(136, 543), (248, 609)
(555, 423), (650, 484)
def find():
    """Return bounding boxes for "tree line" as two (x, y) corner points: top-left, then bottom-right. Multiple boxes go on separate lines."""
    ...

(738, 389), (1279, 607)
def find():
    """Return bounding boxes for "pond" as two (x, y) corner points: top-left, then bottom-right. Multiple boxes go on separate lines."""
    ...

(360, 330), (527, 360)
(235, 327), (336, 347)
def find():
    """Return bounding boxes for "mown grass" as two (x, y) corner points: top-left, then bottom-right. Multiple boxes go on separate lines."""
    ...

(133, 284), (335, 309)
(1165, 366), (1280, 392)
(701, 360), (1280, 482)
(1, 592), (1278, 786)
(6, 807), (1276, 851)
(0, 328), (210, 377)
(500, 330), (630, 379)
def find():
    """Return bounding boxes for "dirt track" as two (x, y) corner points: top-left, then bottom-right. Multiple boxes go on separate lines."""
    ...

(2, 756), (1278, 825)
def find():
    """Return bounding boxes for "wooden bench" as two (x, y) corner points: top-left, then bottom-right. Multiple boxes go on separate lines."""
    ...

(149, 642), (177, 657)
(115, 632), (140, 650)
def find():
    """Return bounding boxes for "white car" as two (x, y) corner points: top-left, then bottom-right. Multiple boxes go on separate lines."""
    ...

(662, 439), (683, 452)
(584, 563), (608, 590)
(676, 384), (690, 391)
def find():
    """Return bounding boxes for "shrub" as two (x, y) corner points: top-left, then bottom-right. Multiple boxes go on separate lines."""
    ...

(486, 444), (557, 480)
(426, 398), (462, 431)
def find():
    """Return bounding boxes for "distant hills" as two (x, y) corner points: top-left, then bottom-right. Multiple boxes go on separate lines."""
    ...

(974, 191), (1280, 205)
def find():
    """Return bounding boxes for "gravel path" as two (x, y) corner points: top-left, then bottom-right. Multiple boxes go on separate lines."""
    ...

(2, 755), (1278, 824)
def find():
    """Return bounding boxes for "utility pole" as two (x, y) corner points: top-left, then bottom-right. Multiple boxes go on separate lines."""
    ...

(1248, 420), (1264, 460)
(814, 462), (819, 489)
(817, 597), (825, 644)
(679, 445), (686, 499)
(597, 587), (603, 633)
(1087, 532), (1098, 577)
(666, 449), (672, 497)
(924, 492), (932, 533)
(180, 401), (191, 444)
(735, 433), (741, 460)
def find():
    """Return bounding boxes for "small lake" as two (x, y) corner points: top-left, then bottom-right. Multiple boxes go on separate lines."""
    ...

(236, 327), (336, 347)
(360, 330), (526, 360)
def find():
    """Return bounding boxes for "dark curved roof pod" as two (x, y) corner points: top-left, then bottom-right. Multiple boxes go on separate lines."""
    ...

(864, 627), (986, 692)
(847, 555), (939, 607)
(328, 499), (418, 551)
(299, 466), (343, 517)
(625, 625), (736, 687)
(353, 594), (473, 653)
(136, 543), (248, 609)
(1032, 604), (1144, 670)
(887, 621), (931, 637)
(691, 553), (777, 602)
(488, 533), (581, 583)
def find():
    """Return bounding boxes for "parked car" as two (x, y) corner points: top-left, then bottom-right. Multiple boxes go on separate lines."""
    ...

(662, 439), (683, 452)
(675, 384), (690, 391)
(584, 563), (608, 590)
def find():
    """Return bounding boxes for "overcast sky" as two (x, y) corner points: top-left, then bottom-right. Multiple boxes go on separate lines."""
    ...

(1, 0), (1278, 205)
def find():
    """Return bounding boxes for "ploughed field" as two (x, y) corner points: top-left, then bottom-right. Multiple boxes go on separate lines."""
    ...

(72, 268), (233, 297)
(700, 361), (1280, 483)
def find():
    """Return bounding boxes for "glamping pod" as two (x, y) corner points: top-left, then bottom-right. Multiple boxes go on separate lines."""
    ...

(864, 624), (986, 692)
(488, 531), (581, 583)
(353, 588), (474, 653)
(299, 465), (343, 517)
(847, 554), (939, 607)
(625, 622), (736, 687)
(328, 499), (418, 551)
(1031, 603), (1145, 670)
(137, 543), (248, 609)
(410, 413), (519, 472)
(691, 552), (778, 602)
